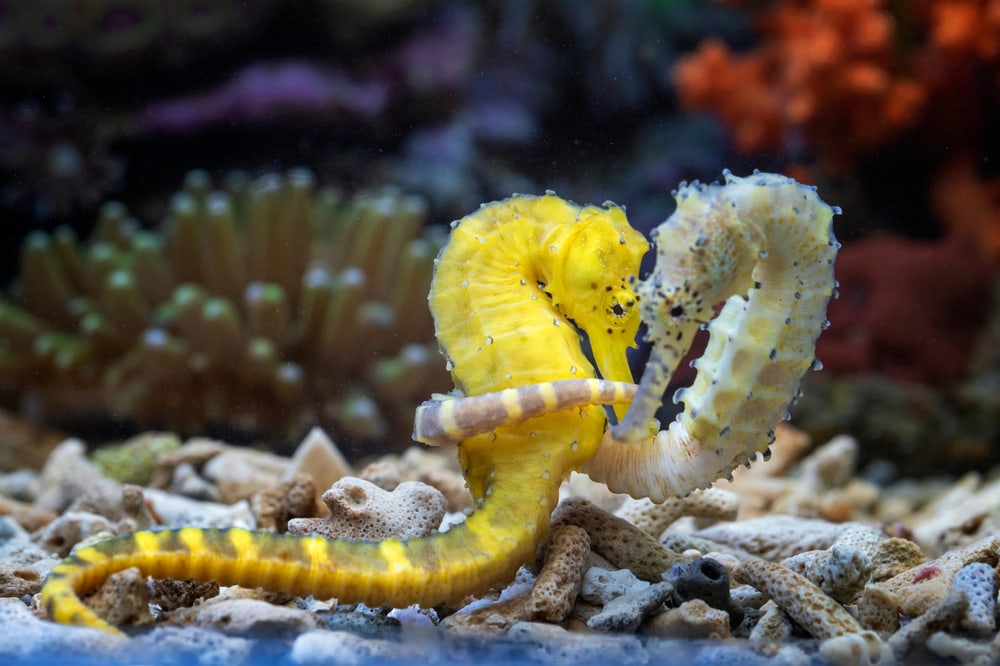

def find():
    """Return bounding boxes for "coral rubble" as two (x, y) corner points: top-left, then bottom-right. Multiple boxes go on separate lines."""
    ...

(0, 425), (998, 663)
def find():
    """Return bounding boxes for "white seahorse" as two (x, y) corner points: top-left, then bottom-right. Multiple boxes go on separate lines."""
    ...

(586, 170), (839, 501)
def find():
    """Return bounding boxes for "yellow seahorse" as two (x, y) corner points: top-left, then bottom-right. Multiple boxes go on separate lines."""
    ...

(40, 193), (648, 635)
(414, 171), (839, 502)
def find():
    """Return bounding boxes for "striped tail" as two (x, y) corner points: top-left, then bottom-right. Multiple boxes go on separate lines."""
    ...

(414, 379), (637, 446)
(41, 458), (559, 635)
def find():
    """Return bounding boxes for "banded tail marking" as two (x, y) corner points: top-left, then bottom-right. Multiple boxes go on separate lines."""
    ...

(413, 379), (638, 446)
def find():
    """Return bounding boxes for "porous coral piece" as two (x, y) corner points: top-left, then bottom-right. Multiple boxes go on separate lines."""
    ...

(32, 511), (116, 558)
(818, 631), (892, 666)
(148, 438), (229, 489)
(505, 620), (646, 664)
(660, 534), (755, 562)
(551, 498), (687, 581)
(0, 563), (45, 598)
(734, 559), (863, 639)
(749, 601), (794, 642)
(909, 474), (1000, 551)
(439, 588), (533, 636)
(150, 578), (221, 612)
(166, 597), (319, 636)
(614, 487), (739, 538)
(525, 525), (590, 622)
(856, 585), (901, 635)
(646, 598), (731, 639)
(887, 587), (969, 659)
(0, 496), (56, 533)
(925, 631), (994, 663)
(722, 424), (812, 518)
(770, 436), (862, 518)
(580, 567), (650, 606)
(169, 463), (221, 502)
(35, 439), (123, 518)
(951, 562), (997, 635)
(358, 448), (473, 513)
(586, 581), (674, 633)
(0, 170), (447, 452)
(0, 517), (59, 598)
(286, 477), (445, 541)
(859, 534), (999, 621)
(201, 448), (290, 504)
(782, 545), (873, 605)
(81, 566), (153, 628)
(251, 473), (317, 533)
(833, 524), (883, 556)
(666, 558), (732, 610)
(139, 488), (254, 529)
(119, 484), (157, 532)
(870, 537), (925, 582)
(356, 460), (403, 490)
(694, 515), (866, 561)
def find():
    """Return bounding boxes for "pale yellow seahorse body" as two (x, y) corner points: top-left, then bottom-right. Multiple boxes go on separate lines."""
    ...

(587, 171), (839, 501)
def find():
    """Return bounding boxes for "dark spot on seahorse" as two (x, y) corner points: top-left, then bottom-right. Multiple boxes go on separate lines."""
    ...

(670, 305), (684, 318)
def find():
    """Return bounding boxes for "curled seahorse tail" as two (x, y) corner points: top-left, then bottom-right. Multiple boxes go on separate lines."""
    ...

(587, 420), (721, 502)
(413, 379), (638, 446)
(593, 171), (839, 501)
(41, 466), (560, 634)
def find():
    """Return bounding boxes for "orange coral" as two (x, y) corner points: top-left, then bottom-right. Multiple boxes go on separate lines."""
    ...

(930, 0), (1000, 59)
(931, 156), (1000, 262)
(672, 0), (925, 168)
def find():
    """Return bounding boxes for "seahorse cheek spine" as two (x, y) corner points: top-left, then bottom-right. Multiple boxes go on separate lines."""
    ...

(587, 171), (839, 502)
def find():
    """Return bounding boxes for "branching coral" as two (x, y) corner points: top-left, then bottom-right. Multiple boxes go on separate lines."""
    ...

(0, 169), (449, 453)
(931, 156), (1000, 263)
(928, 0), (1000, 61)
(672, 0), (925, 169)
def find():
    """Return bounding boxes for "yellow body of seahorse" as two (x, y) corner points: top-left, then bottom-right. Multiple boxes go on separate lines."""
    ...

(415, 171), (839, 502)
(40, 193), (648, 634)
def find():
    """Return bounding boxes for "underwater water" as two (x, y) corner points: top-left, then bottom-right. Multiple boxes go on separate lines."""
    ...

(1, 2), (997, 665)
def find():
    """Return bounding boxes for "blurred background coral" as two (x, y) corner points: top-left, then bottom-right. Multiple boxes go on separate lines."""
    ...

(1, 0), (997, 475)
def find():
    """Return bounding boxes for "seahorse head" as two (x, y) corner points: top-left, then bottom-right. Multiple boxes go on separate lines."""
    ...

(546, 203), (648, 389)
